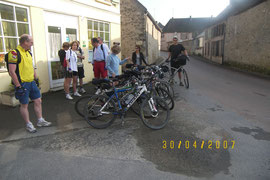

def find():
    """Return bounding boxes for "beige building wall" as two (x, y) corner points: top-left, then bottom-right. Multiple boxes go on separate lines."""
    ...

(0, 0), (120, 97)
(31, 7), (50, 93)
(146, 16), (161, 64)
(224, 0), (270, 73)
(0, 66), (12, 93)
(110, 23), (122, 73)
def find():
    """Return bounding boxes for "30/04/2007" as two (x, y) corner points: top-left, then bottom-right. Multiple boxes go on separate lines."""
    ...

(162, 140), (235, 150)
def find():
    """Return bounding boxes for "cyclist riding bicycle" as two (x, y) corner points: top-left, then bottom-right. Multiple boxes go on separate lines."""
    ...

(167, 36), (189, 86)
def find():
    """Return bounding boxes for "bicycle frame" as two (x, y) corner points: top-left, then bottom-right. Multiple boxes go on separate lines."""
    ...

(99, 84), (151, 115)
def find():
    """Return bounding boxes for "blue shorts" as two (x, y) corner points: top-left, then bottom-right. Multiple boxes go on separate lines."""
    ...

(15, 81), (41, 104)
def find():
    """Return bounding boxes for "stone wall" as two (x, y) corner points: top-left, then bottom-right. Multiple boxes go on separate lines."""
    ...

(224, 0), (270, 73)
(146, 16), (161, 64)
(121, 0), (161, 64)
(120, 0), (146, 62)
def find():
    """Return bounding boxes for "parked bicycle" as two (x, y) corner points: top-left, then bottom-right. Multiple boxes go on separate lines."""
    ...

(83, 78), (170, 130)
(159, 55), (190, 89)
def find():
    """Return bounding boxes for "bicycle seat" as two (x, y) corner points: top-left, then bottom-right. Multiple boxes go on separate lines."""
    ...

(125, 64), (134, 68)
(137, 65), (146, 71)
(124, 70), (141, 77)
(92, 78), (110, 85)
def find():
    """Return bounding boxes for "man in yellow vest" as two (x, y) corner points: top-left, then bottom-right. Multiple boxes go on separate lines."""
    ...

(8, 34), (51, 133)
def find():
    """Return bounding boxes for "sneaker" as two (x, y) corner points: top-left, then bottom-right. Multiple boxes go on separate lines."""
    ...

(37, 118), (52, 127)
(179, 82), (184, 86)
(66, 94), (73, 100)
(74, 91), (82, 97)
(26, 123), (37, 133)
(79, 88), (86, 94)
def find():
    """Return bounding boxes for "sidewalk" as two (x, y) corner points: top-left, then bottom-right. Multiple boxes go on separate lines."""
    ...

(0, 83), (98, 142)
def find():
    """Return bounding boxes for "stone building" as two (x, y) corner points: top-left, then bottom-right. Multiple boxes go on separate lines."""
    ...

(194, 32), (205, 56)
(204, 20), (226, 64)
(120, 0), (162, 64)
(203, 0), (269, 74)
(161, 17), (213, 52)
(224, 0), (270, 74)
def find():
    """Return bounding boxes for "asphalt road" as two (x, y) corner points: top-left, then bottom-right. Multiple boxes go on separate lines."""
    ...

(0, 54), (269, 180)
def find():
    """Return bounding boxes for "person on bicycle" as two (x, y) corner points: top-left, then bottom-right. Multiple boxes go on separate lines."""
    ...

(167, 36), (188, 86)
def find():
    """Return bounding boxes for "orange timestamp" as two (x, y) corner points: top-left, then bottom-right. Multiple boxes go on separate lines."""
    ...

(162, 140), (235, 150)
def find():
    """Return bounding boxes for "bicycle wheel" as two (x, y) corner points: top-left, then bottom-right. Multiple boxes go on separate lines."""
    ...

(183, 69), (189, 89)
(140, 96), (170, 130)
(130, 96), (143, 116)
(75, 95), (93, 117)
(157, 81), (175, 98)
(155, 87), (174, 110)
(83, 95), (117, 129)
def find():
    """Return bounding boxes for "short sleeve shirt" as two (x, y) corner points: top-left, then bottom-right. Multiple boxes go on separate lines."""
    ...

(75, 47), (84, 67)
(169, 44), (185, 60)
(66, 49), (78, 72)
(8, 45), (34, 83)
(93, 44), (109, 61)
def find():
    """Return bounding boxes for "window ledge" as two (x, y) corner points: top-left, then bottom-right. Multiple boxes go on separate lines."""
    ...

(0, 69), (8, 73)
(95, 0), (112, 6)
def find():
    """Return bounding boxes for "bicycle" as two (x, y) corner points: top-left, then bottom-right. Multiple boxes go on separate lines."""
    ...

(83, 80), (170, 130)
(160, 55), (189, 89)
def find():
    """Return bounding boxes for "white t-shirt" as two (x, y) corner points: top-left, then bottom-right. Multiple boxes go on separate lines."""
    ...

(66, 49), (78, 72)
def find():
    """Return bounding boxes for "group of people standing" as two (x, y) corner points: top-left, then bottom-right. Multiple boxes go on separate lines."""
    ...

(7, 34), (186, 133)
(59, 37), (148, 100)
(58, 40), (85, 100)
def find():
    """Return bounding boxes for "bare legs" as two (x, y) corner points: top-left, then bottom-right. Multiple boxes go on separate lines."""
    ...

(64, 78), (72, 94)
(73, 76), (78, 93)
(20, 97), (42, 124)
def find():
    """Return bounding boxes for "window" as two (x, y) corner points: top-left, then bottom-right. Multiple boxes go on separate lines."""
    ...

(181, 33), (187, 40)
(87, 19), (110, 50)
(216, 41), (219, 56)
(221, 40), (224, 57)
(87, 19), (110, 62)
(0, 2), (30, 71)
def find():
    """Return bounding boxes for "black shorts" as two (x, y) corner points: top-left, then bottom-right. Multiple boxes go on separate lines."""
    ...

(72, 71), (78, 76)
(77, 67), (85, 79)
(171, 60), (182, 73)
(64, 68), (73, 78)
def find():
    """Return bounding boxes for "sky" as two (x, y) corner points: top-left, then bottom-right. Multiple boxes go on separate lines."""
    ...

(138, 0), (230, 25)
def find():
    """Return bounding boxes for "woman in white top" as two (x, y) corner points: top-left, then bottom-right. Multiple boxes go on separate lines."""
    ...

(65, 41), (81, 99)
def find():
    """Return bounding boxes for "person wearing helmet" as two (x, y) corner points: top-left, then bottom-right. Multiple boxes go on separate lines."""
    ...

(167, 36), (188, 86)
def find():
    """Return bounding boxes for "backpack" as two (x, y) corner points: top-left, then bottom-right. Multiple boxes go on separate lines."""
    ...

(5, 49), (21, 72)
(78, 47), (82, 55)
(58, 49), (72, 68)
(5, 49), (32, 83)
